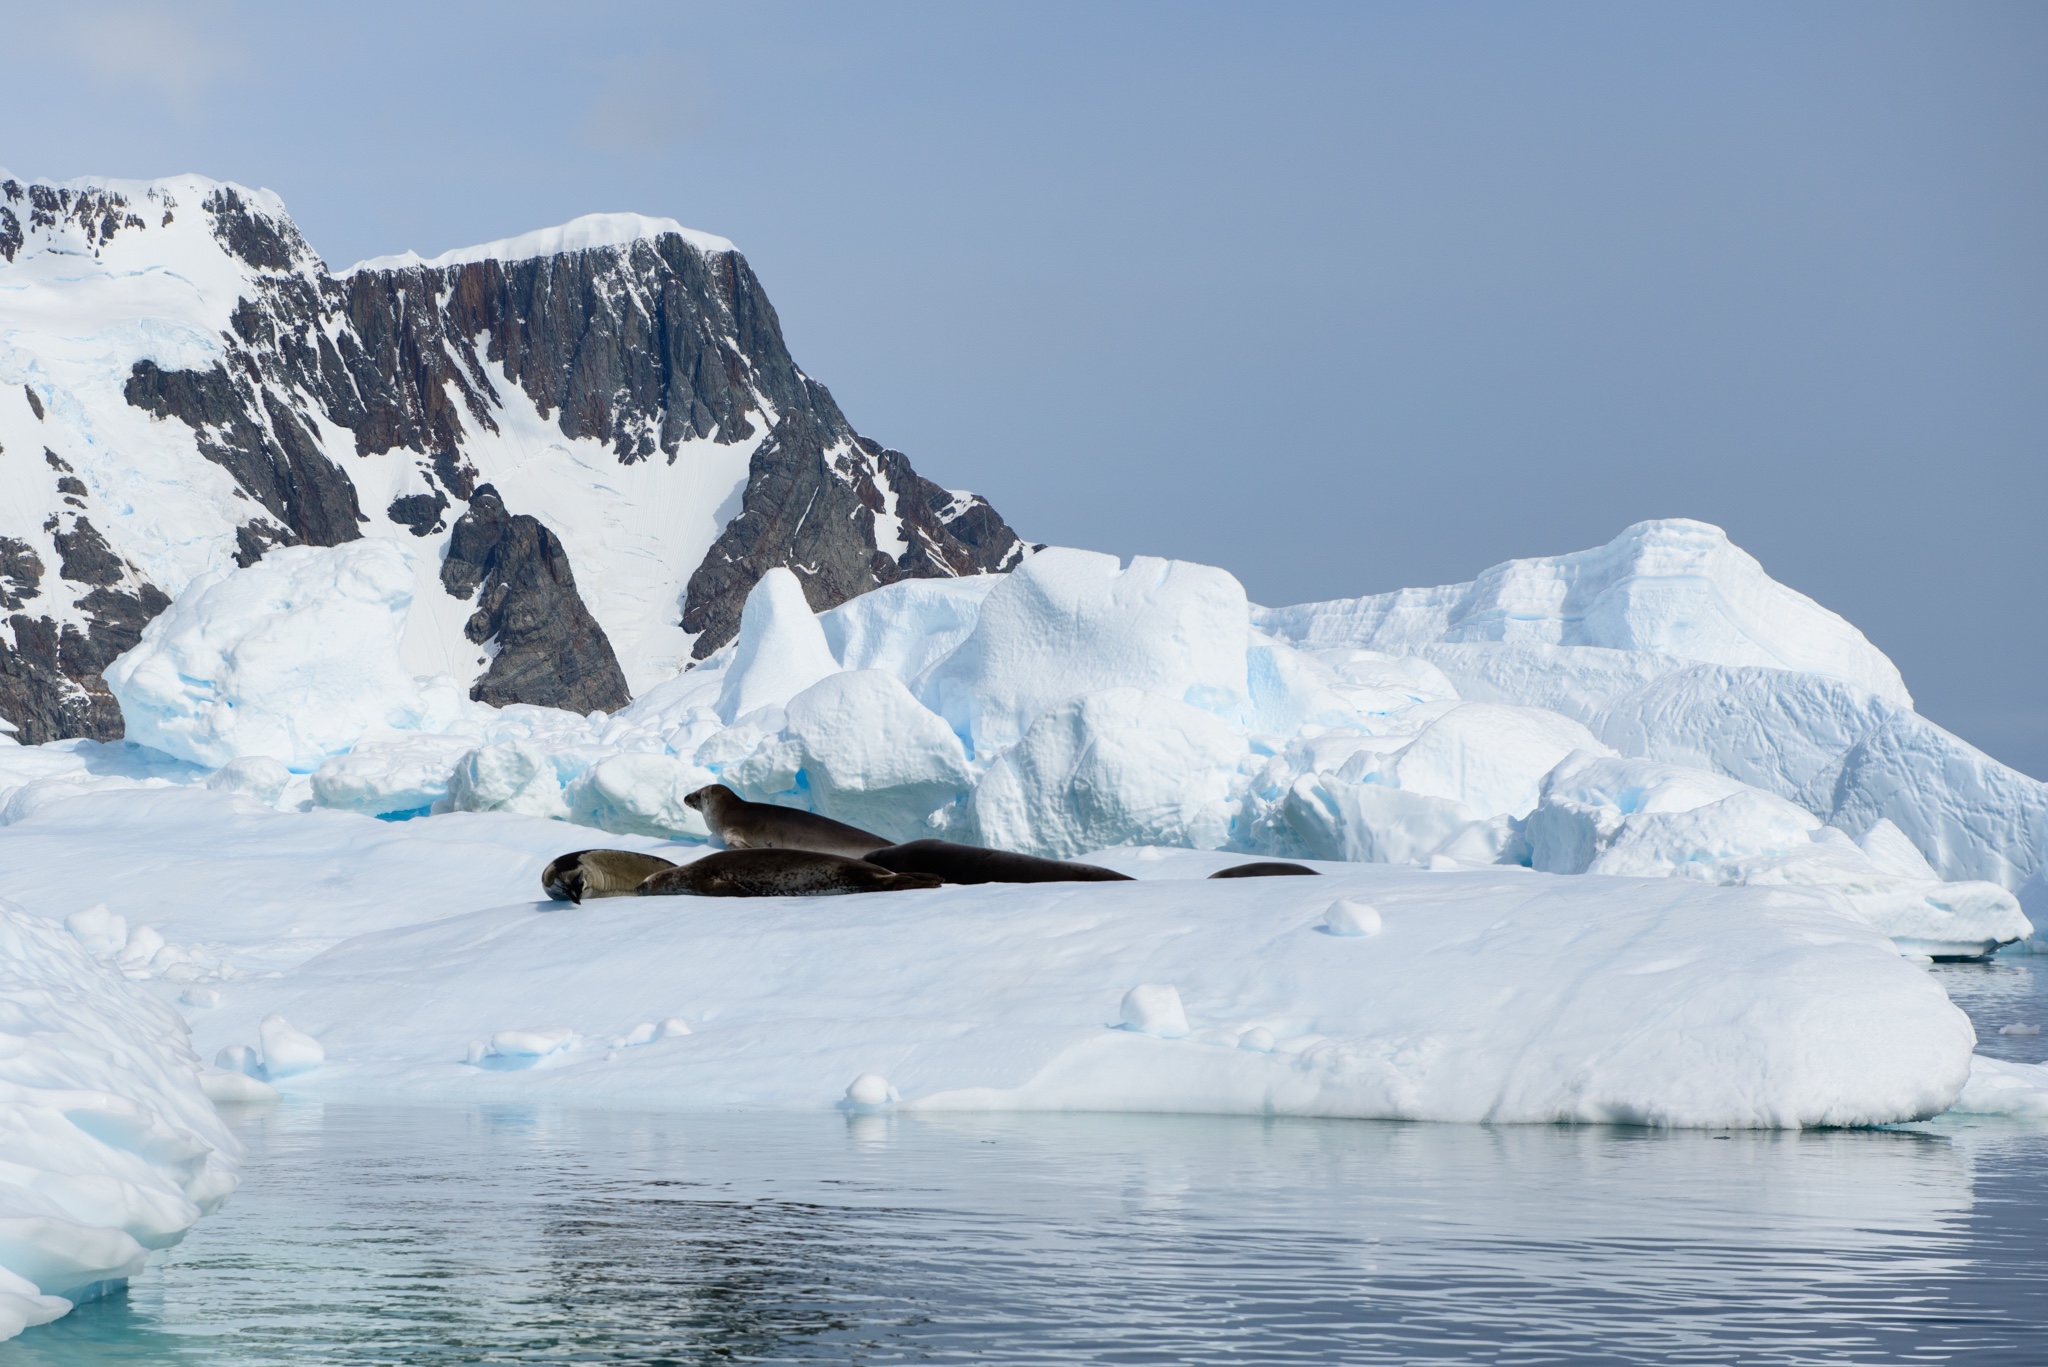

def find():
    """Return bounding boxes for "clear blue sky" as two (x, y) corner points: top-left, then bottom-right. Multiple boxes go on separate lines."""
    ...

(3, 1), (2043, 776)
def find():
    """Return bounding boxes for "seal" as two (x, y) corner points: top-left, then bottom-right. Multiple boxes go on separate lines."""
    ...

(865, 839), (1135, 885)
(1208, 861), (1320, 879)
(683, 784), (891, 858)
(542, 849), (678, 903)
(637, 848), (943, 898)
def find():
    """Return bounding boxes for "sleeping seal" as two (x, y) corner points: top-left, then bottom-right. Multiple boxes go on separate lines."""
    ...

(638, 848), (942, 898)
(865, 839), (1135, 885)
(543, 849), (679, 903)
(1208, 861), (1320, 878)
(683, 784), (891, 858)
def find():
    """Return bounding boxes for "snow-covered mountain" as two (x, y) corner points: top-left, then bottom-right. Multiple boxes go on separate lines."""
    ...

(0, 172), (1024, 743)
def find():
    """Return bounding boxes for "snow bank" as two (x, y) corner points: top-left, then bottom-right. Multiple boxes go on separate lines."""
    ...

(105, 541), (467, 772)
(0, 899), (240, 1338)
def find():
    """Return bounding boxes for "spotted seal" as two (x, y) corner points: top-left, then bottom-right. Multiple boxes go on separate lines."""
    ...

(1208, 861), (1320, 878)
(542, 849), (679, 903)
(637, 848), (943, 898)
(683, 784), (891, 858)
(865, 839), (1134, 885)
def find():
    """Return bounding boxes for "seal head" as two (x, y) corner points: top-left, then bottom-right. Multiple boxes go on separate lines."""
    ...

(638, 848), (943, 898)
(543, 849), (679, 903)
(683, 784), (892, 858)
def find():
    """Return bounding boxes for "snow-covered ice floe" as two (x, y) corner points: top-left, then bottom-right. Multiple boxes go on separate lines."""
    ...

(0, 793), (1978, 1128)
(0, 900), (241, 1339)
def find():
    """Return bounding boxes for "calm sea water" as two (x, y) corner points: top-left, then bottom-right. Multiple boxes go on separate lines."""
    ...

(6, 962), (2048, 1366)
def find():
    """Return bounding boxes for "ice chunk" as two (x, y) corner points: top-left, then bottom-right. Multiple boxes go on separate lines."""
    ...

(258, 1014), (325, 1078)
(715, 569), (842, 724)
(203, 755), (293, 807)
(447, 740), (570, 819)
(489, 1027), (576, 1058)
(105, 541), (464, 771)
(1948, 1054), (2048, 1117)
(117, 925), (166, 971)
(1998, 1024), (2040, 1037)
(1238, 1026), (1277, 1053)
(64, 904), (127, 957)
(0, 1268), (71, 1340)
(783, 671), (972, 842)
(564, 753), (713, 840)
(968, 689), (1246, 858)
(1283, 777), (1481, 866)
(0, 899), (239, 1322)
(215, 1044), (261, 1077)
(1386, 702), (1607, 819)
(921, 548), (1252, 755)
(180, 987), (219, 1009)
(198, 1067), (277, 1103)
(819, 575), (999, 682)
(844, 1072), (896, 1109)
(1324, 897), (1383, 936)
(310, 734), (477, 816)
(657, 1017), (691, 1038)
(1119, 983), (1190, 1038)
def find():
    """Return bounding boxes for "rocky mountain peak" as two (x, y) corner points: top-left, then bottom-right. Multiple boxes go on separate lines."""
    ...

(0, 172), (1024, 743)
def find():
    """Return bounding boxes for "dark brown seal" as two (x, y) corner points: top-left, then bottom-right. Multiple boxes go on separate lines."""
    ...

(637, 848), (943, 898)
(1208, 861), (1320, 878)
(865, 839), (1135, 885)
(683, 784), (891, 858)
(542, 849), (679, 903)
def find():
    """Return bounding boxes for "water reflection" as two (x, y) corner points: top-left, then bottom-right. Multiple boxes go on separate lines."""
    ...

(2, 1100), (2044, 1365)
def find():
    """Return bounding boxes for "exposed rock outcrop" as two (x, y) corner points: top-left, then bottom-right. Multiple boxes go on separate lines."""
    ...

(441, 486), (631, 714)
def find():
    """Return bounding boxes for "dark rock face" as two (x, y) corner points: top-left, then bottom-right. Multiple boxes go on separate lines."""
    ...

(684, 420), (1024, 654)
(440, 486), (631, 714)
(1, 176), (1027, 742)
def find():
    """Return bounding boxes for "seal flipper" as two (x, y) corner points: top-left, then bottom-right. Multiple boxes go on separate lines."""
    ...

(1208, 861), (1319, 879)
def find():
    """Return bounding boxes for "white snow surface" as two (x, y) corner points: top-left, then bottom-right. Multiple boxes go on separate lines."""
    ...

(0, 896), (240, 1339)
(0, 790), (1980, 1131)
(341, 212), (735, 275)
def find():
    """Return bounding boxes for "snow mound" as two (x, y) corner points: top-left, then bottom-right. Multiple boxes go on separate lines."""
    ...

(341, 212), (735, 274)
(1256, 519), (1911, 706)
(105, 542), (465, 772)
(0, 900), (239, 1337)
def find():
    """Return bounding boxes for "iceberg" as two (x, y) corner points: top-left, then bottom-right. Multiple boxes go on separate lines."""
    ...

(0, 900), (240, 1339)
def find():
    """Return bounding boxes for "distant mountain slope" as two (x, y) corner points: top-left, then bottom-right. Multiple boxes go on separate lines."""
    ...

(0, 173), (1024, 742)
